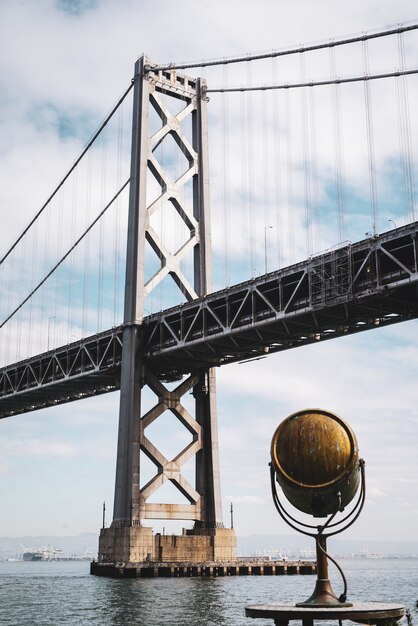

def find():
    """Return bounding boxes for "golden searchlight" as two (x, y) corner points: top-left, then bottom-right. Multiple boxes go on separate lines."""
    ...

(269, 408), (365, 607)
(246, 409), (405, 619)
(270, 408), (360, 517)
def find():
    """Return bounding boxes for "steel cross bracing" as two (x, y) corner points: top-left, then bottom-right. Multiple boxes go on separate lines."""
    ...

(111, 56), (224, 528)
(142, 221), (418, 377)
(138, 369), (203, 520)
(0, 328), (123, 417)
(142, 65), (206, 302)
(1, 220), (418, 419)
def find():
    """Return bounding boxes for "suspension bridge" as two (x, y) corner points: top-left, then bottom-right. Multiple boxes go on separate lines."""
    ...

(1, 23), (417, 571)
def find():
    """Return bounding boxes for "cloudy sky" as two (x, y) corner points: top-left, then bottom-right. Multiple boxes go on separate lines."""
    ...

(0, 0), (418, 548)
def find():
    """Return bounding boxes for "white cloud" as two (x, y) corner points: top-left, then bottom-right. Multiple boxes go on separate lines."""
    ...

(0, 436), (76, 459)
(0, 463), (11, 476)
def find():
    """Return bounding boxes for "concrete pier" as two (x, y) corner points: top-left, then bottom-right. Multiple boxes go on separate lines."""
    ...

(97, 527), (237, 564)
(90, 559), (316, 578)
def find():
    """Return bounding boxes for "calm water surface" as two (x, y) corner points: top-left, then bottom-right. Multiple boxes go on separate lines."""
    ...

(0, 559), (417, 626)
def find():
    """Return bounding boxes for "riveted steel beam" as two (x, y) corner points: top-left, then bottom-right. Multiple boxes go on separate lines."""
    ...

(2, 222), (418, 416)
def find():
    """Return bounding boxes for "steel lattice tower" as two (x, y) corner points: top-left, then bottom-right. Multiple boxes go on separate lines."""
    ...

(99, 56), (235, 564)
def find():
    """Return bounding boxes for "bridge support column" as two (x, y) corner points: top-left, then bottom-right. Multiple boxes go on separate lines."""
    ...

(96, 55), (236, 568)
(99, 363), (236, 564)
(194, 368), (224, 528)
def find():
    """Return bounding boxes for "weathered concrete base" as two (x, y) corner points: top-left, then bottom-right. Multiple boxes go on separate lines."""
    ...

(94, 526), (315, 578)
(97, 526), (236, 565)
(154, 527), (237, 562)
(98, 526), (154, 564)
(91, 559), (317, 578)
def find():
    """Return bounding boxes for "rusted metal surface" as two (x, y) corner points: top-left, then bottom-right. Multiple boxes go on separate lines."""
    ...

(270, 409), (359, 517)
(269, 409), (366, 608)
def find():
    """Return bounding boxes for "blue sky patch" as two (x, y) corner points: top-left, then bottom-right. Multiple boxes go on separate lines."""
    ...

(56, 0), (98, 16)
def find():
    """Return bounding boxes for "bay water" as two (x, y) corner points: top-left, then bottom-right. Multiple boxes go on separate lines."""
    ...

(0, 558), (417, 626)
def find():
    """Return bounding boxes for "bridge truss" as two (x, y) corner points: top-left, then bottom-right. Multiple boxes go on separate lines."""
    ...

(1, 220), (418, 418)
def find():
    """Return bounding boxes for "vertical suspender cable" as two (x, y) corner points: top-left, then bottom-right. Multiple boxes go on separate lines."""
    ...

(246, 60), (255, 274)
(40, 202), (47, 352)
(55, 187), (64, 347)
(285, 88), (295, 262)
(28, 213), (38, 356)
(395, 65), (409, 223)
(240, 89), (248, 278)
(300, 52), (312, 257)
(98, 137), (104, 330)
(98, 135), (107, 331)
(67, 170), (77, 342)
(16, 229), (27, 360)
(397, 32), (416, 222)
(261, 67), (273, 274)
(8, 243), (17, 362)
(83, 149), (92, 336)
(272, 57), (283, 269)
(362, 40), (379, 235)
(114, 101), (124, 325)
(261, 72), (269, 254)
(221, 63), (230, 287)
(309, 86), (320, 253)
(330, 46), (347, 243)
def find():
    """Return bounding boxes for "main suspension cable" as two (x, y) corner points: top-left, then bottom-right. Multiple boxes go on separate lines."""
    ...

(150, 23), (418, 72)
(205, 68), (418, 94)
(0, 179), (130, 329)
(0, 81), (134, 266)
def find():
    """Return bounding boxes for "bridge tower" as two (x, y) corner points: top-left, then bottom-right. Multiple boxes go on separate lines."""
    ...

(98, 56), (236, 565)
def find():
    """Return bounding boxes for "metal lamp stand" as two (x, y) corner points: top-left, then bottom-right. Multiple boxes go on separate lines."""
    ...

(270, 459), (366, 608)
(246, 459), (404, 625)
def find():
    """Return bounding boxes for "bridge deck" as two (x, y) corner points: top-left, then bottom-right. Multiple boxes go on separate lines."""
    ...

(1, 221), (418, 418)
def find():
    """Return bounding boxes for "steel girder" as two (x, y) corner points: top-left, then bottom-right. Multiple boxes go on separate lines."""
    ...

(142, 221), (418, 378)
(0, 328), (123, 418)
(1, 221), (418, 418)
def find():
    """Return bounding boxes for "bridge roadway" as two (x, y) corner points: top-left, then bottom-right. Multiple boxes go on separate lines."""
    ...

(1, 221), (418, 418)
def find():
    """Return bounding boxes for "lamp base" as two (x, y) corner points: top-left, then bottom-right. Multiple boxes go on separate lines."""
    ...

(296, 578), (353, 608)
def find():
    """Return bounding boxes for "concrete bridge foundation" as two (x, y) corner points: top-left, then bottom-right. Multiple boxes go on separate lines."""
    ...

(98, 526), (236, 565)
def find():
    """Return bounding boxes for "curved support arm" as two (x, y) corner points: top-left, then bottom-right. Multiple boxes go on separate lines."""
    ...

(325, 459), (366, 538)
(270, 463), (318, 537)
(269, 457), (366, 607)
(269, 459), (366, 537)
